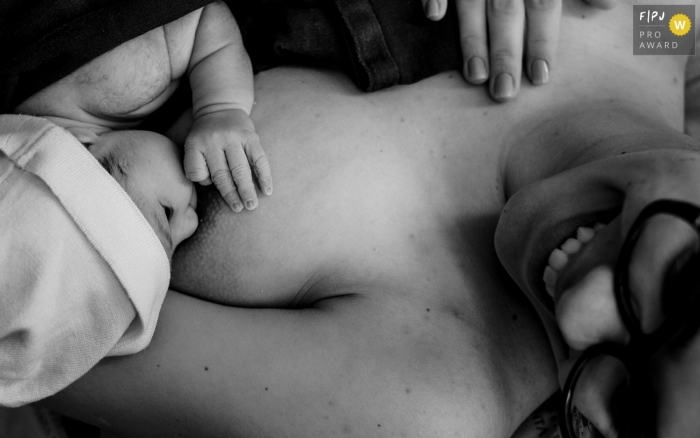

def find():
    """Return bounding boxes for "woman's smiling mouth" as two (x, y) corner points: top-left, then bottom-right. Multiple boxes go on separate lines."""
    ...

(543, 223), (605, 298)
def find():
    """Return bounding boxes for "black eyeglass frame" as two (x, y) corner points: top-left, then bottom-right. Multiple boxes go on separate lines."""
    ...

(560, 199), (700, 438)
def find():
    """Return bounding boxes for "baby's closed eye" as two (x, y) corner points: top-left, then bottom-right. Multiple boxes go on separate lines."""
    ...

(163, 205), (174, 221)
(154, 204), (174, 255)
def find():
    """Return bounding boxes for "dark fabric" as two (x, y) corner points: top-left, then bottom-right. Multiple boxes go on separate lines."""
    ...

(231, 0), (347, 73)
(237, 0), (463, 92)
(357, 0), (462, 89)
(60, 415), (100, 438)
(330, 0), (400, 91)
(330, 0), (462, 91)
(0, 0), (214, 112)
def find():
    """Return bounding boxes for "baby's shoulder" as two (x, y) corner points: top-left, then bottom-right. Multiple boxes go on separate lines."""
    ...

(15, 26), (171, 125)
(71, 26), (174, 120)
(163, 8), (203, 78)
(16, 10), (204, 127)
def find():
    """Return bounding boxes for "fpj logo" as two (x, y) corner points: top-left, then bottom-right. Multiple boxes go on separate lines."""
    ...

(633, 5), (695, 55)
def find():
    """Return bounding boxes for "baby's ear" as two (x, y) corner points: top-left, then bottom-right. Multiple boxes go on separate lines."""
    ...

(65, 126), (101, 146)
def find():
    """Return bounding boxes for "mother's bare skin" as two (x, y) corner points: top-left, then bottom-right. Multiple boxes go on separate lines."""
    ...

(47, 1), (700, 437)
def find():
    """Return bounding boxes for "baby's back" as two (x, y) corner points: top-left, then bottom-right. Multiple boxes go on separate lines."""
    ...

(14, 11), (201, 129)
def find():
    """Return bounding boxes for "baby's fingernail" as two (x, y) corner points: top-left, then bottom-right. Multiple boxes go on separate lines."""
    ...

(245, 201), (255, 210)
(265, 187), (273, 196)
(467, 57), (487, 83)
(425, 0), (440, 20)
(232, 202), (243, 212)
(493, 73), (514, 100)
(531, 59), (549, 85)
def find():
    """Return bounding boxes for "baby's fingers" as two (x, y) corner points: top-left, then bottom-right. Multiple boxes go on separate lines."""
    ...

(184, 147), (211, 184)
(206, 149), (244, 212)
(244, 134), (273, 196)
(226, 145), (259, 211)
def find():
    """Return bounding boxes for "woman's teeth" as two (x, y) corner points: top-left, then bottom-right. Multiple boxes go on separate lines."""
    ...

(543, 223), (604, 297)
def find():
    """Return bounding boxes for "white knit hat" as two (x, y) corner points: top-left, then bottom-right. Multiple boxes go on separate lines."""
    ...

(0, 115), (170, 407)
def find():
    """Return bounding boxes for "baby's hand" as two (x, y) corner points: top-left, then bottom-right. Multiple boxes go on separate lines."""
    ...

(184, 109), (272, 212)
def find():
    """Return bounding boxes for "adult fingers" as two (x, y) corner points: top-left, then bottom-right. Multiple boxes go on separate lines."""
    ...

(226, 144), (259, 211)
(183, 147), (210, 183)
(456, 0), (489, 84)
(487, 0), (526, 101)
(421, 0), (448, 20)
(524, 0), (561, 86)
(206, 148), (244, 212)
(243, 133), (273, 196)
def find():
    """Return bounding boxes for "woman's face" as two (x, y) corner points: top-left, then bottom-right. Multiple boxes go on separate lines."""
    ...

(495, 150), (700, 438)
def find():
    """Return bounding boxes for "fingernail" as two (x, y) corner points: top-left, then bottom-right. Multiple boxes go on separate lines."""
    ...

(531, 59), (549, 85)
(493, 73), (514, 100)
(467, 57), (488, 83)
(232, 202), (243, 212)
(265, 187), (273, 196)
(245, 200), (255, 210)
(425, 0), (440, 20)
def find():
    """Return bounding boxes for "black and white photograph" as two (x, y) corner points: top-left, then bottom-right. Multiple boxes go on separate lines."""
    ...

(1, 0), (699, 436)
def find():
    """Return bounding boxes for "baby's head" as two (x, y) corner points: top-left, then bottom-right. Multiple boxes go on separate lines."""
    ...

(85, 130), (198, 259)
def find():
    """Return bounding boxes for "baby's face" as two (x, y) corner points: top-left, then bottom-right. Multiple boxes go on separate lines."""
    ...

(88, 130), (198, 259)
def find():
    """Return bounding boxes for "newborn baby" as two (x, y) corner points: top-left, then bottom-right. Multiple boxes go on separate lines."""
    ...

(89, 130), (199, 259)
(14, 1), (271, 212)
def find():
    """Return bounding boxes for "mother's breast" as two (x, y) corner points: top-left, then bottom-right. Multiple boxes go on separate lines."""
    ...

(170, 184), (316, 306)
(170, 68), (510, 307)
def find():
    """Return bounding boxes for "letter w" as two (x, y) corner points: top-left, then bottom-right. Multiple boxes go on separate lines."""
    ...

(675, 21), (686, 30)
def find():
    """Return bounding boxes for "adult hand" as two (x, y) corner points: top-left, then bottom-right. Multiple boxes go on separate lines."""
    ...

(421, 0), (617, 101)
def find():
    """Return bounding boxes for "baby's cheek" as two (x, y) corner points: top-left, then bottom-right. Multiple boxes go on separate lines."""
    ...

(174, 208), (199, 249)
(136, 208), (172, 258)
(155, 229), (174, 260)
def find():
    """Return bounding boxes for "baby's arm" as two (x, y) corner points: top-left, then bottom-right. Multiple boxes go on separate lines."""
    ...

(185, 1), (272, 212)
